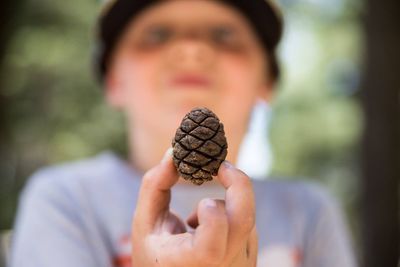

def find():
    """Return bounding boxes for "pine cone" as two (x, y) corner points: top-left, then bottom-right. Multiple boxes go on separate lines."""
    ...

(172, 107), (228, 185)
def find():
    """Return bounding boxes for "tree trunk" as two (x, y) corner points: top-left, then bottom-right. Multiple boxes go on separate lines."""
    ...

(360, 0), (400, 266)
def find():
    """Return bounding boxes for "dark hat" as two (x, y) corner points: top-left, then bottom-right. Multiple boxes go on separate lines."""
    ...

(93, 0), (284, 83)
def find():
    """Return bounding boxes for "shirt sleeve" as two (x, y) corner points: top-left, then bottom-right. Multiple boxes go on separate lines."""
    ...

(302, 185), (358, 267)
(9, 171), (111, 267)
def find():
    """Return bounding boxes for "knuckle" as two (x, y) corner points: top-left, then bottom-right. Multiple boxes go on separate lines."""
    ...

(141, 169), (158, 188)
(237, 211), (256, 234)
(236, 171), (251, 187)
(244, 214), (256, 231)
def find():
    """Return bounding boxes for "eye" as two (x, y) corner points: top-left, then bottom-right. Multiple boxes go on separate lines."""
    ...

(139, 25), (172, 47)
(210, 26), (242, 49)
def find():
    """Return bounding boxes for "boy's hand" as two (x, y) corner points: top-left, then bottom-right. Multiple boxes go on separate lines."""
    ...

(131, 149), (258, 267)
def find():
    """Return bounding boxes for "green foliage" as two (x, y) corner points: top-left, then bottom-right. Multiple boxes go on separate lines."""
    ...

(0, 0), (125, 229)
(269, 0), (363, 245)
(3, 0), (126, 164)
(270, 0), (362, 195)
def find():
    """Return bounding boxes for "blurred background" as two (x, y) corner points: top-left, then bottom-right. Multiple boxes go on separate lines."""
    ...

(0, 0), (398, 266)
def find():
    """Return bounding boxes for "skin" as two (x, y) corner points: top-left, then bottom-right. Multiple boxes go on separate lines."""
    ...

(132, 151), (258, 267)
(104, 0), (275, 266)
(106, 0), (274, 173)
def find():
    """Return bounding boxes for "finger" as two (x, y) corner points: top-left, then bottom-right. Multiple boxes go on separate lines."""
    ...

(155, 199), (228, 266)
(192, 199), (229, 265)
(214, 161), (256, 256)
(229, 227), (258, 267)
(247, 226), (258, 265)
(187, 199), (226, 229)
(133, 148), (179, 234)
(215, 161), (256, 231)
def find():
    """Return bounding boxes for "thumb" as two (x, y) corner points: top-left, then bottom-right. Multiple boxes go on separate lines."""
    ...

(133, 148), (179, 234)
(193, 199), (229, 264)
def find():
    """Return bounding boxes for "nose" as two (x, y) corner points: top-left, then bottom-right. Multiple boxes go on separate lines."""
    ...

(165, 36), (216, 70)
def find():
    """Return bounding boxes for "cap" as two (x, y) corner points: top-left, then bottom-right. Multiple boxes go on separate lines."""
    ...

(93, 0), (284, 83)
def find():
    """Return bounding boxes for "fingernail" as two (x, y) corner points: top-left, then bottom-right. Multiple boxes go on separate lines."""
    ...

(204, 198), (217, 208)
(223, 161), (234, 169)
(161, 147), (173, 164)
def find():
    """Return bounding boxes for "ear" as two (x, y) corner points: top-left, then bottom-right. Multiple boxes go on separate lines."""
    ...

(104, 70), (125, 109)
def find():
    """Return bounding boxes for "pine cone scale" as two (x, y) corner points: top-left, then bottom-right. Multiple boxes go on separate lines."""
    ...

(188, 111), (208, 123)
(200, 117), (220, 131)
(180, 119), (198, 133)
(190, 126), (216, 140)
(180, 135), (204, 150)
(197, 140), (222, 157)
(173, 143), (190, 159)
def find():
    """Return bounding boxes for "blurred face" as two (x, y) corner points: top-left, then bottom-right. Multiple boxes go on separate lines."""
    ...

(106, 0), (273, 165)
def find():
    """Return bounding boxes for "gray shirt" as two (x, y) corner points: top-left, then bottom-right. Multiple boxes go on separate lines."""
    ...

(9, 152), (357, 267)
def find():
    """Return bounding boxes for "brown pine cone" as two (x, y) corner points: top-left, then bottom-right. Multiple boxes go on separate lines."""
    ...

(172, 107), (228, 185)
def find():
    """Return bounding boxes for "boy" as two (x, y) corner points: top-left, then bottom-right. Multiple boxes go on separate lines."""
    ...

(9, 1), (356, 266)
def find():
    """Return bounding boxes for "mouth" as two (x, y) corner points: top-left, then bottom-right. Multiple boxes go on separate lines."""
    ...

(170, 73), (212, 88)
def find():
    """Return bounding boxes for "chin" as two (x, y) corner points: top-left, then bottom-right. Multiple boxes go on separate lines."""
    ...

(170, 91), (215, 109)
(178, 100), (216, 115)
(160, 96), (218, 129)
